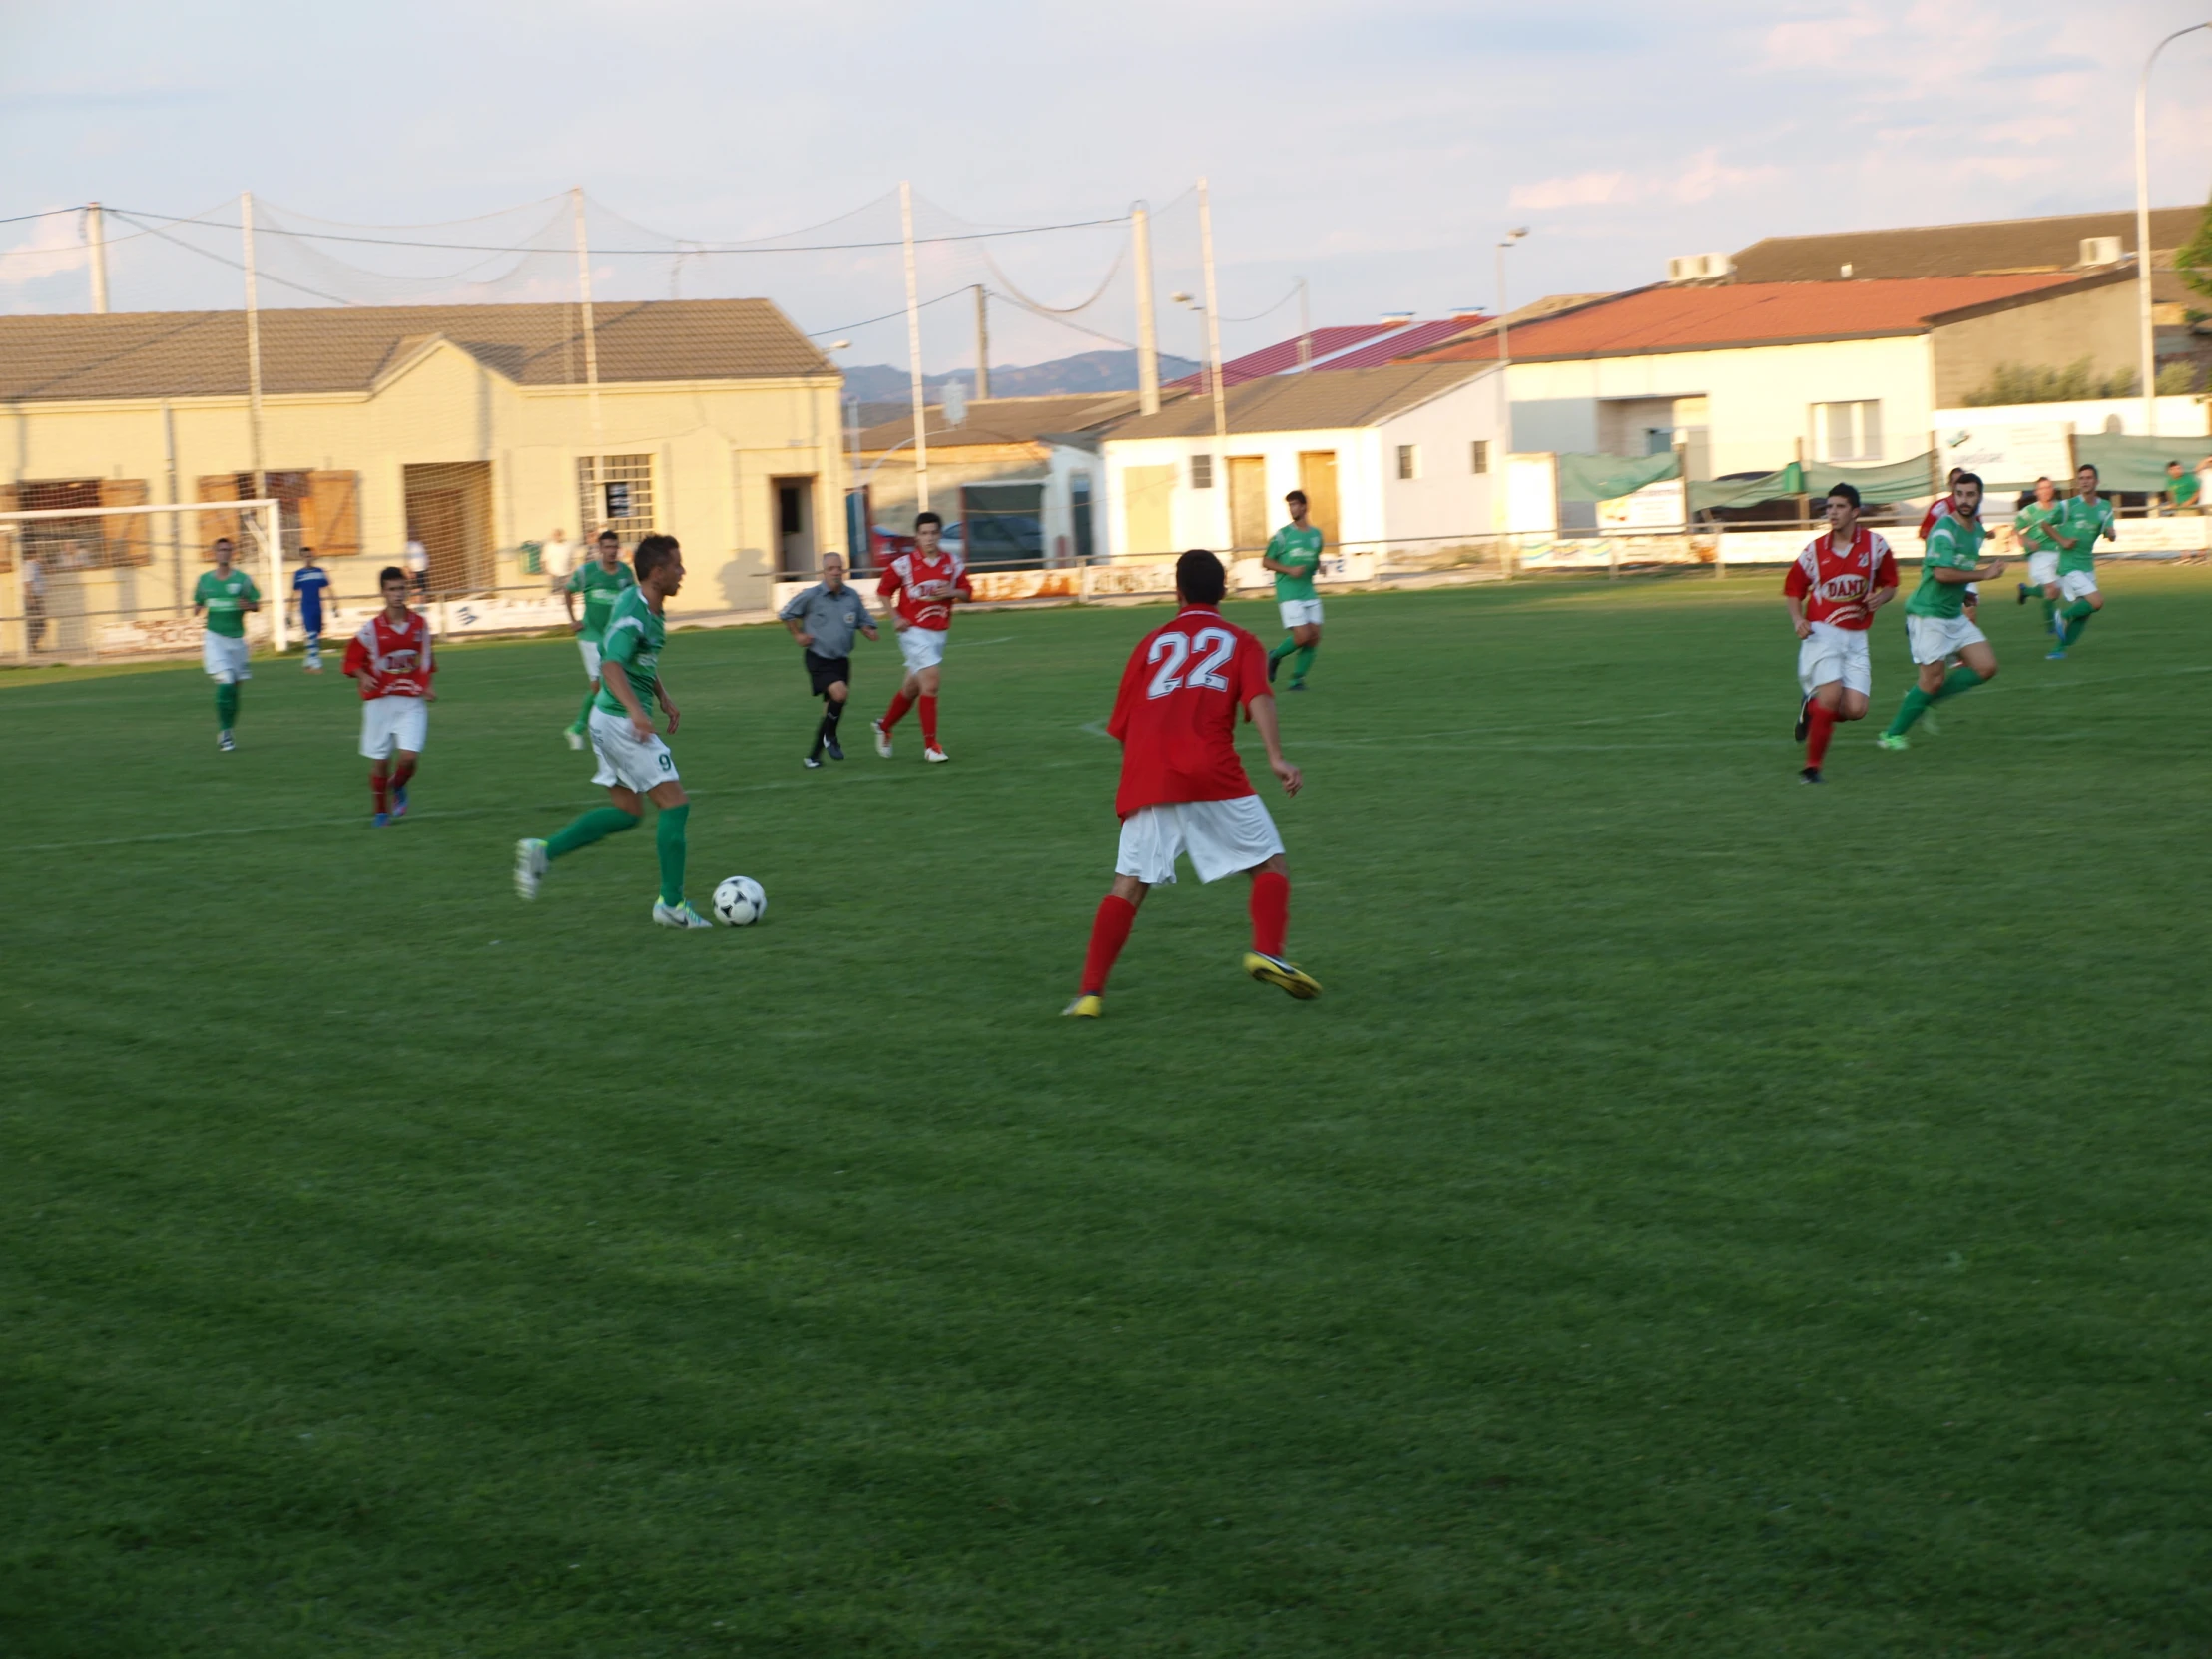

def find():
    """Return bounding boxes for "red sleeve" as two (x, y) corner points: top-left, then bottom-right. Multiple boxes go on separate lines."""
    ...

(1105, 637), (1147, 745)
(341, 628), (369, 679)
(1233, 631), (1270, 713)
(877, 560), (903, 600)
(953, 568), (974, 600)
(1875, 551), (1899, 587)
(1782, 558), (1810, 597)
(1918, 503), (1940, 541)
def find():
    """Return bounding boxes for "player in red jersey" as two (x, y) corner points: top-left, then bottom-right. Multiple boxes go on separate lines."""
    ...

(1783, 484), (1898, 784)
(342, 565), (437, 826)
(1064, 549), (1319, 1018)
(872, 511), (973, 763)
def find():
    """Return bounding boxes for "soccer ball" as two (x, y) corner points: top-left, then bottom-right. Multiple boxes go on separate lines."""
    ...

(712, 875), (767, 927)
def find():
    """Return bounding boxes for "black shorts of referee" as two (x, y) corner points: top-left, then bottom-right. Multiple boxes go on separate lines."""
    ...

(804, 651), (851, 697)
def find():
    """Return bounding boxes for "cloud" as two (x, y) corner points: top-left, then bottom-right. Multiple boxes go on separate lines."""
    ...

(1510, 173), (1630, 211)
(1671, 149), (1783, 205)
(0, 212), (90, 288)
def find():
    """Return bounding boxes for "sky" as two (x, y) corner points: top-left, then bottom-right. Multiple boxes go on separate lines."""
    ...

(3, 0), (2210, 372)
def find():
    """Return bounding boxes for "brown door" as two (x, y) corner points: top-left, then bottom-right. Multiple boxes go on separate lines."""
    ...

(1297, 451), (1340, 547)
(1228, 456), (1269, 553)
(410, 491), (466, 591)
(403, 462), (494, 592)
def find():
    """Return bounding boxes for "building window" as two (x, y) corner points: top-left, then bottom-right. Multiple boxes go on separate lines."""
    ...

(1190, 454), (1214, 489)
(1396, 444), (1420, 480)
(1470, 440), (1489, 475)
(1812, 401), (1883, 463)
(576, 454), (656, 548)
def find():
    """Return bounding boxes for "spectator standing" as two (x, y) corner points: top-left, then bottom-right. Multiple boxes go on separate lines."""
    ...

(542, 527), (576, 584)
(403, 531), (431, 600)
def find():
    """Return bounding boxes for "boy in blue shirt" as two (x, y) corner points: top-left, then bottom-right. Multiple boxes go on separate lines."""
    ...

(291, 547), (333, 672)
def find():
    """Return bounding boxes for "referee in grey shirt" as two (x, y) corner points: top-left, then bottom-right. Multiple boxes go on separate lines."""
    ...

(780, 552), (879, 767)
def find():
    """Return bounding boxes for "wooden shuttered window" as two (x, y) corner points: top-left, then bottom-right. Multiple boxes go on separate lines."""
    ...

(196, 475), (246, 556)
(0, 484), (14, 571)
(304, 470), (361, 557)
(99, 478), (151, 565)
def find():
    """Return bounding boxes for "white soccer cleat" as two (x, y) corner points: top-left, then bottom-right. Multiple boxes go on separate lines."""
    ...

(565, 726), (584, 751)
(217, 730), (236, 752)
(924, 745), (950, 764)
(652, 898), (715, 929)
(514, 837), (548, 899)
(872, 720), (893, 758)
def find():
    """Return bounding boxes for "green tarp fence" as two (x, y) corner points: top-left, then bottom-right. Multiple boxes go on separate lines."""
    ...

(2074, 433), (2212, 495)
(1686, 452), (1939, 514)
(1556, 451), (1679, 503)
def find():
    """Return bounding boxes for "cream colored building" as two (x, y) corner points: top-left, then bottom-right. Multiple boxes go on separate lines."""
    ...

(0, 298), (845, 630)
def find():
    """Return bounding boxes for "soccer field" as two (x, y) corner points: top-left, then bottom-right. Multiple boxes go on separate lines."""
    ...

(5, 568), (2210, 1657)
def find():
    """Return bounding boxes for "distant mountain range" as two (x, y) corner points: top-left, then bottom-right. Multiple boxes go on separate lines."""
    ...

(840, 348), (1200, 409)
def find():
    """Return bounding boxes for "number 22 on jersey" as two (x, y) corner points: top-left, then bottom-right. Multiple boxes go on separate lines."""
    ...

(1147, 626), (1235, 698)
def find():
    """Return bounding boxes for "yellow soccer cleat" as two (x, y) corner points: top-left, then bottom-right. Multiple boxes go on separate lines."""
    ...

(1244, 952), (1322, 1000)
(1061, 994), (1103, 1019)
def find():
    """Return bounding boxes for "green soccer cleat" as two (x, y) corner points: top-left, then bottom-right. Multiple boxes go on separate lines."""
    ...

(1877, 733), (1910, 752)
(1244, 951), (1322, 999)
(652, 898), (715, 930)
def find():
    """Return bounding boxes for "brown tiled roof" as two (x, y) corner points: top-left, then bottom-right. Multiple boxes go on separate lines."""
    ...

(1404, 273), (2121, 364)
(854, 392), (1158, 452)
(1101, 361), (1488, 441)
(1731, 207), (2203, 300)
(0, 298), (830, 402)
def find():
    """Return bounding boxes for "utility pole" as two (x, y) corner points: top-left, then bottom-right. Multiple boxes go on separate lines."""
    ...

(241, 191), (266, 506)
(1132, 202), (1160, 416)
(2134, 23), (2209, 438)
(86, 202), (109, 314)
(571, 188), (603, 463)
(1297, 276), (1311, 370)
(900, 180), (929, 513)
(1198, 177), (1228, 472)
(973, 284), (991, 401)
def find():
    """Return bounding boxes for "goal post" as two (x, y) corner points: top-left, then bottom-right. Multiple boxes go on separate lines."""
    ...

(0, 498), (283, 665)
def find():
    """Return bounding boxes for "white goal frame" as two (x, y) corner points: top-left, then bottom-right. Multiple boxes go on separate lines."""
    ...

(0, 498), (284, 663)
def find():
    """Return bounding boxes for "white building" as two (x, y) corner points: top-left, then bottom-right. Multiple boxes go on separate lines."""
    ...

(1099, 362), (1499, 559)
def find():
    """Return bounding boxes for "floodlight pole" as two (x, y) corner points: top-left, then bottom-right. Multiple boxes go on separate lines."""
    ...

(571, 188), (602, 459)
(973, 284), (991, 401)
(86, 202), (109, 314)
(901, 180), (929, 513)
(2135, 22), (2210, 438)
(1132, 202), (1160, 416)
(241, 192), (268, 513)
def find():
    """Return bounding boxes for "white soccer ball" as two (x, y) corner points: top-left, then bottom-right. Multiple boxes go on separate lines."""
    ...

(712, 875), (767, 927)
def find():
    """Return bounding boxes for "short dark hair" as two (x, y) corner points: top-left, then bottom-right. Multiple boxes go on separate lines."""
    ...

(1946, 467), (1965, 483)
(914, 511), (942, 530)
(2077, 463), (2099, 480)
(1827, 483), (1861, 508)
(1953, 471), (1984, 493)
(213, 537), (234, 551)
(379, 565), (406, 588)
(633, 533), (681, 581)
(1284, 489), (1308, 505)
(597, 529), (620, 544)
(299, 545), (315, 558)
(1176, 548), (1226, 604)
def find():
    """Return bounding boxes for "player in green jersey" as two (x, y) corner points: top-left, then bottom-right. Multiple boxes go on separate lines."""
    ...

(1263, 490), (1327, 691)
(561, 529), (638, 748)
(192, 537), (261, 751)
(2011, 475), (2067, 636)
(517, 535), (712, 928)
(1879, 472), (2005, 751)
(2046, 463), (2115, 660)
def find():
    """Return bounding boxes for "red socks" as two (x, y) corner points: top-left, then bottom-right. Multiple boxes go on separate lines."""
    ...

(1250, 872), (1289, 957)
(1080, 895), (1137, 994)
(370, 767), (389, 814)
(919, 695), (939, 747)
(1806, 702), (1837, 768)
(391, 757), (416, 791)
(882, 690), (914, 730)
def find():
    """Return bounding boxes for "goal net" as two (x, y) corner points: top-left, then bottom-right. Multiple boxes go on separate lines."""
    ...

(0, 498), (282, 665)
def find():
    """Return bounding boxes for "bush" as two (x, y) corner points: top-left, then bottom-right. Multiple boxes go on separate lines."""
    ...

(1960, 358), (2139, 406)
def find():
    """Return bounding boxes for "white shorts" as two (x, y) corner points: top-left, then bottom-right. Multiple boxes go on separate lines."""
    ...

(2027, 551), (2060, 587)
(1279, 598), (1324, 629)
(359, 694), (428, 759)
(587, 705), (680, 793)
(1115, 796), (1285, 886)
(1797, 622), (1872, 698)
(2058, 569), (2098, 603)
(898, 626), (948, 674)
(1906, 613), (1988, 665)
(202, 632), (252, 683)
(578, 638), (602, 679)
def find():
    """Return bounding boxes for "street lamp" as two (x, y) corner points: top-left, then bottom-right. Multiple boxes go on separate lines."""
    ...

(2135, 22), (2210, 437)
(1495, 227), (1528, 448)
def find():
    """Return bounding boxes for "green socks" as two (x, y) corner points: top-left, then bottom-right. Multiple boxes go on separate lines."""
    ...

(2059, 600), (2095, 649)
(574, 687), (598, 731)
(215, 682), (239, 729)
(656, 803), (689, 907)
(1290, 643), (1318, 683)
(1885, 686), (1934, 736)
(2040, 596), (2057, 629)
(1268, 634), (1297, 664)
(1936, 664), (1983, 700)
(547, 805), (639, 858)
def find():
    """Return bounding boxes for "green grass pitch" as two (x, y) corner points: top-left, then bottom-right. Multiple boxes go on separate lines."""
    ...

(4, 568), (2209, 1656)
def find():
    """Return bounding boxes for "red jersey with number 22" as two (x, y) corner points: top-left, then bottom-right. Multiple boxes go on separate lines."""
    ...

(1107, 605), (1272, 818)
(1782, 528), (1897, 629)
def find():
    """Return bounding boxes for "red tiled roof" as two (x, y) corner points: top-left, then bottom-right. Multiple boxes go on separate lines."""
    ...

(1164, 324), (1397, 392)
(1401, 274), (2106, 364)
(1308, 318), (1483, 371)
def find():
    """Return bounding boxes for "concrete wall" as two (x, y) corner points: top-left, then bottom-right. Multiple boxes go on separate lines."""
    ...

(1931, 282), (2135, 409)
(1374, 374), (1501, 545)
(1, 341), (845, 619)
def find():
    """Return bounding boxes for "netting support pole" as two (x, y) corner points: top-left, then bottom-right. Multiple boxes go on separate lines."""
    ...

(162, 401), (182, 616)
(1132, 203), (1160, 417)
(572, 188), (603, 459)
(259, 500), (286, 654)
(87, 202), (109, 314)
(1198, 177), (1228, 545)
(973, 285), (991, 401)
(241, 192), (267, 507)
(900, 182), (929, 514)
